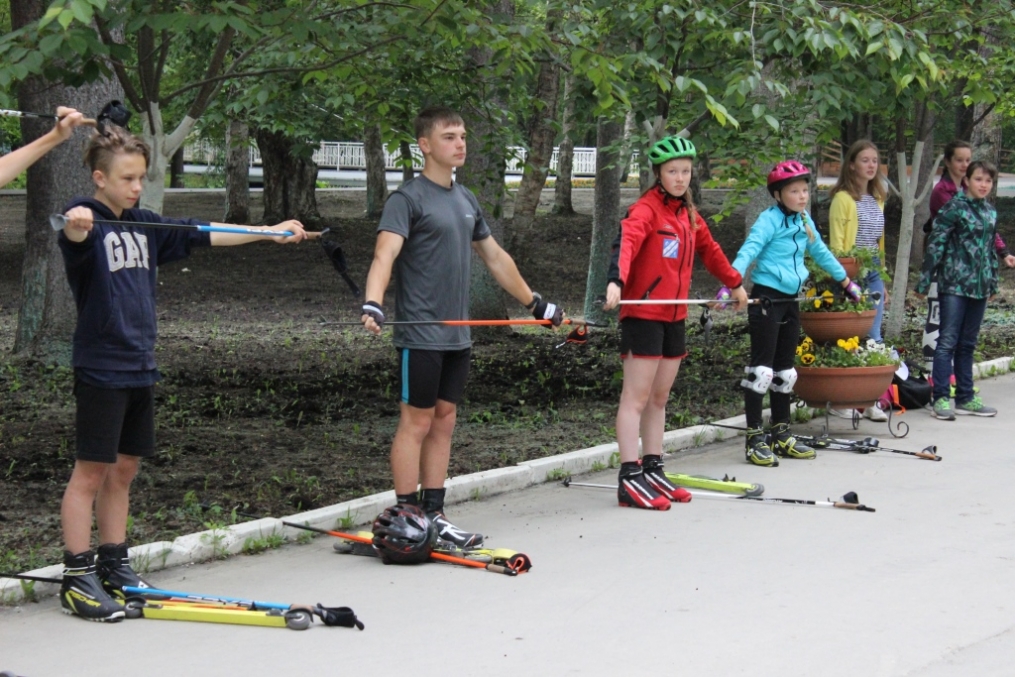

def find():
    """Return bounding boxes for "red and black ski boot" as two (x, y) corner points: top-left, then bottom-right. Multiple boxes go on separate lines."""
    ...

(617, 463), (670, 510)
(641, 455), (692, 503)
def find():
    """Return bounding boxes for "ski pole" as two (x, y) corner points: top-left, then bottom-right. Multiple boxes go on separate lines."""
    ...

(0, 108), (99, 127)
(561, 478), (875, 512)
(320, 317), (593, 328)
(700, 422), (941, 461)
(318, 228), (361, 297)
(235, 511), (520, 577)
(801, 435), (942, 461)
(48, 214), (318, 239)
(0, 573), (61, 584)
(759, 290), (881, 309)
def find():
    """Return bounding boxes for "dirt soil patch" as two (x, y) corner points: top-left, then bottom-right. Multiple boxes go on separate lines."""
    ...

(2, 188), (1014, 573)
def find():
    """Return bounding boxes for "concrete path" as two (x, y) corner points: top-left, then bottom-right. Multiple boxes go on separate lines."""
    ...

(2, 375), (1014, 676)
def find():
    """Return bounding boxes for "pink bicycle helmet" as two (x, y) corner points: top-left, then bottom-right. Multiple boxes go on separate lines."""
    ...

(767, 160), (811, 195)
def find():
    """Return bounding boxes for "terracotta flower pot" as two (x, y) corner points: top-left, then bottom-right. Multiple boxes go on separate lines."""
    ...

(799, 309), (876, 344)
(837, 257), (860, 279)
(794, 364), (896, 409)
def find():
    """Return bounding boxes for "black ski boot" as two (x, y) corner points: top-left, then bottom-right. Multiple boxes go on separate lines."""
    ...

(641, 455), (692, 503)
(97, 542), (151, 600)
(421, 488), (484, 549)
(61, 550), (125, 622)
(745, 428), (778, 467)
(771, 422), (816, 459)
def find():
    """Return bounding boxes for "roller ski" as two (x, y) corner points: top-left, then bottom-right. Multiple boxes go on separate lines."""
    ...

(234, 506), (526, 576)
(663, 472), (764, 497)
(333, 530), (533, 574)
(121, 585), (363, 630)
(793, 434), (942, 461)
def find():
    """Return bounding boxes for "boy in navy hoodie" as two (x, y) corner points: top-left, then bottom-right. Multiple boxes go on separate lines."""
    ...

(57, 126), (306, 621)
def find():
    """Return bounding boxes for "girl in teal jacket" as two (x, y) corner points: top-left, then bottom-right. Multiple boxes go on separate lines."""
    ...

(728, 161), (860, 467)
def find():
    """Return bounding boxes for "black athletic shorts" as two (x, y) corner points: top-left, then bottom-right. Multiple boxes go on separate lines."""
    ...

(620, 318), (687, 359)
(396, 348), (471, 409)
(74, 379), (156, 463)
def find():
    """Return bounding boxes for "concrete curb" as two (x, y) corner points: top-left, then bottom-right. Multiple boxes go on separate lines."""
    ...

(4, 359), (1011, 604)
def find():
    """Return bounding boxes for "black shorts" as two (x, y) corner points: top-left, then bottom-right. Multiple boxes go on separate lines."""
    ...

(620, 318), (687, 359)
(397, 348), (471, 409)
(74, 379), (156, 463)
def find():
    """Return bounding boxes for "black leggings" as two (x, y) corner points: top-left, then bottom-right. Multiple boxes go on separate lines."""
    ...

(744, 284), (800, 429)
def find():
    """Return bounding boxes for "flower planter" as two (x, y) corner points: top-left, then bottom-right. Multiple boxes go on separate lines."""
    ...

(836, 257), (860, 279)
(799, 309), (876, 344)
(794, 364), (896, 409)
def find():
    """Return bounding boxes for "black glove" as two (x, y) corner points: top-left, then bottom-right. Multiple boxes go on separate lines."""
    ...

(362, 301), (385, 328)
(528, 292), (563, 327)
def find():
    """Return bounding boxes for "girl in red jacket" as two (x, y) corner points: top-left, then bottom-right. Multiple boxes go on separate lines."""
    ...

(603, 136), (747, 510)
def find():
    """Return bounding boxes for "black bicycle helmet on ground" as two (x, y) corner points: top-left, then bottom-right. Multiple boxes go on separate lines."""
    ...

(372, 503), (436, 565)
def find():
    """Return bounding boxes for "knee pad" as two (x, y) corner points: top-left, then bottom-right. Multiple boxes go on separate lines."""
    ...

(771, 368), (798, 394)
(741, 365), (773, 394)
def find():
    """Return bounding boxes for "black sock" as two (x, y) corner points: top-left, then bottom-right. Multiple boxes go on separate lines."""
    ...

(619, 461), (642, 477)
(420, 487), (446, 514)
(396, 492), (419, 506)
(641, 454), (662, 471)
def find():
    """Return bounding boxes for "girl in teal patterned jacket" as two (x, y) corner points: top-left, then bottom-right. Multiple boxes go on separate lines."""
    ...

(917, 160), (1000, 420)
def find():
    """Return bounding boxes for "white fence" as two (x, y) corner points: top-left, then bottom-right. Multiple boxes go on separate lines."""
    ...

(183, 140), (609, 176)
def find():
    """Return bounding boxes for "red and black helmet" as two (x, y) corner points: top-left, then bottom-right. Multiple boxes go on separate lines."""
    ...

(767, 160), (811, 196)
(372, 503), (436, 565)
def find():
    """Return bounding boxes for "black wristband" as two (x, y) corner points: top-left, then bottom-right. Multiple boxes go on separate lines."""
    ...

(525, 292), (541, 310)
(362, 301), (385, 322)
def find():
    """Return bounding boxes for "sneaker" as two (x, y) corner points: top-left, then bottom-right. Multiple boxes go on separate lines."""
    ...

(863, 404), (889, 422)
(745, 428), (778, 467)
(61, 550), (126, 622)
(771, 423), (816, 459)
(617, 468), (671, 510)
(96, 542), (150, 600)
(827, 408), (855, 419)
(932, 397), (955, 421)
(426, 511), (484, 548)
(641, 455), (692, 503)
(955, 396), (997, 417)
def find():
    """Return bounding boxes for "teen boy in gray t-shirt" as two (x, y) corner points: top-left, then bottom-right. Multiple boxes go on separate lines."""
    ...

(361, 106), (563, 547)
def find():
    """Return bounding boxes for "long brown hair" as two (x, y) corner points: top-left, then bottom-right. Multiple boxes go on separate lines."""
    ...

(651, 160), (699, 231)
(830, 140), (886, 203)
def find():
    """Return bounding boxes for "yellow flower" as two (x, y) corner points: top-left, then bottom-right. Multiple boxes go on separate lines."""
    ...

(837, 339), (847, 348)
(813, 299), (822, 309)
(805, 288), (816, 298)
(801, 353), (815, 365)
(796, 346), (803, 356)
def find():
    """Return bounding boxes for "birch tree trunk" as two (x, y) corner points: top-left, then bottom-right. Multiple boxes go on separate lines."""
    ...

(512, 58), (560, 230)
(884, 141), (942, 341)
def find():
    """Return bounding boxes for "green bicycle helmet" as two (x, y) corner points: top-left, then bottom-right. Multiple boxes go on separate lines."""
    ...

(647, 135), (696, 165)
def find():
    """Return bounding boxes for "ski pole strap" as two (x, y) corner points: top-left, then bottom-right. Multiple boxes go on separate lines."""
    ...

(314, 604), (365, 630)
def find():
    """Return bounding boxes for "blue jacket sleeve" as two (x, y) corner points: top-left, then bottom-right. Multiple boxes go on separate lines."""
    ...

(731, 211), (776, 276)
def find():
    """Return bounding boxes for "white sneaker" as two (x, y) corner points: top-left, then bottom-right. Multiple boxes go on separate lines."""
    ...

(827, 408), (854, 419)
(863, 404), (888, 422)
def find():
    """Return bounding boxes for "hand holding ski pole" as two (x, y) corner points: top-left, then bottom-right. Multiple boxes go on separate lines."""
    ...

(602, 281), (622, 311)
(528, 292), (564, 327)
(52, 106), (88, 141)
(842, 279), (863, 303)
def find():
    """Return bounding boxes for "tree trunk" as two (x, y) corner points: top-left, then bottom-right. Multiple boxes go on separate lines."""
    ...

(139, 102), (198, 213)
(583, 118), (624, 324)
(884, 141), (942, 341)
(460, 0), (514, 322)
(223, 118), (250, 223)
(552, 72), (576, 215)
(399, 140), (415, 184)
(512, 59), (560, 230)
(955, 101), (975, 142)
(909, 104), (936, 270)
(169, 147), (185, 188)
(12, 3), (123, 363)
(364, 123), (388, 218)
(255, 129), (321, 225)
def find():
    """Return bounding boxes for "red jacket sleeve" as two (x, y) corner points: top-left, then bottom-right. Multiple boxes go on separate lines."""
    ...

(693, 214), (743, 288)
(617, 203), (653, 286)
